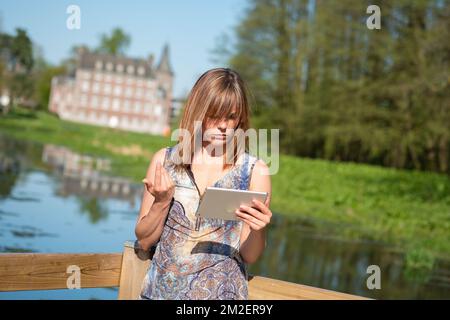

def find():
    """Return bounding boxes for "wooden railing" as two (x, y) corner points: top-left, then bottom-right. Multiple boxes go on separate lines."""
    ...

(0, 240), (369, 300)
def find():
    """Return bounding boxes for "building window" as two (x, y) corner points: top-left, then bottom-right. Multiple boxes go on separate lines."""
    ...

(92, 96), (99, 108)
(127, 65), (135, 74)
(80, 71), (90, 80)
(124, 100), (130, 112)
(104, 84), (112, 94)
(95, 61), (103, 70)
(116, 64), (124, 73)
(105, 74), (112, 82)
(81, 94), (88, 106)
(94, 73), (103, 81)
(113, 99), (120, 110)
(157, 87), (166, 99)
(125, 87), (133, 97)
(114, 86), (122, 96)
(106, 62), (113, 71)
(134, 102), (141, 113)
(135, 88), (142, 98)
(137, 66), (145, 76)
(82, 81), (90, 92)
(154, 105), (162, 116)
(93, 82), (100, 93)
(100, 113), (108, 124)
(102, 97), (110, 109)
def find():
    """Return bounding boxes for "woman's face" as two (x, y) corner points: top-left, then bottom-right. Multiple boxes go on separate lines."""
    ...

(203, 108), (239, 147)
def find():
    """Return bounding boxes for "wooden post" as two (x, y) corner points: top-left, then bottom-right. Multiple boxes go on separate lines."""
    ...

(117, 240), (152, 300)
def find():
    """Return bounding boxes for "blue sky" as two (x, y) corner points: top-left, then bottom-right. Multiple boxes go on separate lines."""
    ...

(0, 0), (247, 97)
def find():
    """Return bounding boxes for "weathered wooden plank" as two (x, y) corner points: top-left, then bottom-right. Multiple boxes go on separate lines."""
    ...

(0, 252), (122, 291)
(248, 275), (369, 300)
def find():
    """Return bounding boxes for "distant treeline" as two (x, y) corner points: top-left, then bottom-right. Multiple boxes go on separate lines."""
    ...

(217, 0), (449, 174)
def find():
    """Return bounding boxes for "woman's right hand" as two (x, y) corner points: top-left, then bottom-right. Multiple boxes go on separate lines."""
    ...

(142, 161), (175, 205)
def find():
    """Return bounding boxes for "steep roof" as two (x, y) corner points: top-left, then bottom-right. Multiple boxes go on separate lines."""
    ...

(156, 43), (174, 76)
(77, 49), (155, 78)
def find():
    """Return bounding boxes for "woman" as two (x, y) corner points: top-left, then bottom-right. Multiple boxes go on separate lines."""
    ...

(135, 68), (272, 300)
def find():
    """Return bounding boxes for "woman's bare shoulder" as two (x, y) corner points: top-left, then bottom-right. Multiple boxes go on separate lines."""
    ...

(253, 159), (270, 178)
(249, 158), (271, 187)
(152, 147), (168, 162)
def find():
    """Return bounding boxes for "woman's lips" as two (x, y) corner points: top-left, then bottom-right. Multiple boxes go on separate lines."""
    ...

(212, 134), (227, 139)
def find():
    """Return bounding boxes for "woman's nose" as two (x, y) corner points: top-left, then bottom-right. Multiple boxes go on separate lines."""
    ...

(218, 119), (228, 129)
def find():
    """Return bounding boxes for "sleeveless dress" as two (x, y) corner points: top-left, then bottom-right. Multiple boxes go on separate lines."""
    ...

(138, 144), (259, 300)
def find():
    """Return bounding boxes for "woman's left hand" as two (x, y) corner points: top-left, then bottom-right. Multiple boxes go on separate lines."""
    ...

(235, 199), (272, 231)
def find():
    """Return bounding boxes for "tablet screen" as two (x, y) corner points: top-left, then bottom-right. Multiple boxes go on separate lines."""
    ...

(196, 187), (268, 221)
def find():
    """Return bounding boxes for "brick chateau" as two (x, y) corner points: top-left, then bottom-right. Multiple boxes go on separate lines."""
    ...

(49, 44), (174, 136)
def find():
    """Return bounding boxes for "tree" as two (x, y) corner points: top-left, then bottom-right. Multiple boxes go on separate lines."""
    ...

(96, 28), (131, 56)
(213, 0), (450, 174)
(10, 28), (34, 72)
(33, 63), (66, 111)
(0, 28), (35, 111)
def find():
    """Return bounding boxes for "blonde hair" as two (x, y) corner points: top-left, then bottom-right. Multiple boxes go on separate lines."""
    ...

(172, 68), (251, 170)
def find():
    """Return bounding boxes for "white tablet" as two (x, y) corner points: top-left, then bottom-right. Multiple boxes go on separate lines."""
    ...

(196, 186), (268, 221)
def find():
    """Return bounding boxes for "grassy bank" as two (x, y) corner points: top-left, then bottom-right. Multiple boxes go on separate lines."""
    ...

(1, 107), (449, 263)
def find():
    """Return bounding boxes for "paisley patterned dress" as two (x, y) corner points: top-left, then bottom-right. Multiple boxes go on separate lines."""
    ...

(138, 144), (259, 300)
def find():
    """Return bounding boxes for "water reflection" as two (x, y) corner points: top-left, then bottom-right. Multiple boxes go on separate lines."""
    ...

(42, 144), (137, 206)
(0, 133), (140, 300)
(41, 144), (140, 223)
(250, 214), (450, 299)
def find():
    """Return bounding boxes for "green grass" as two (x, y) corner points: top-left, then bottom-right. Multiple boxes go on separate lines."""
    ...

(1, 107), (449, 263)
(0, 107), (169, 180)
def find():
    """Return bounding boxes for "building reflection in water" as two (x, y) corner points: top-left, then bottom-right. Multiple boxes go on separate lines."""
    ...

(0, 154), (21, 174)
(42, 144), (140, 207)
